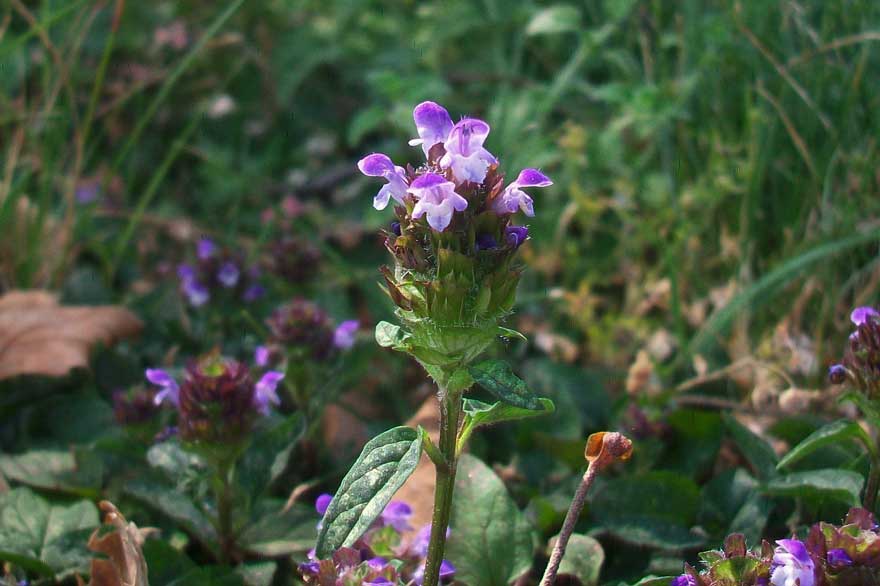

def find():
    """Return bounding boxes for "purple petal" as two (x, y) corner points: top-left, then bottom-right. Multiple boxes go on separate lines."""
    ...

(315, 493), (333, 516)
(505, 225), (529, 248)
(475, 234), (498, 251)
(515, 168), (553, 188)
(366, 557), (388, 571)
(364, 579), (394, 586)
(827, 548), (853, 567)
(333, 320), (359, 349)
(254, 371), (284, 415)
(445, 118), (490, 158)
(182, 280), (209, 307)
(177, 263), (196, 282)
(775, 539), (811, 565)
(410, 172), (449, 189)
(197, 238), (216, 260)
(828, 363), (847, 384)
(254, 345), (270, 367)
(439, 560), (455, 579)
(670, 576), (696, 586)
(146, 369), (179, 406)
(217, 261), (240, 288)
(851, 306), (879, 326)
(358, 153), (396, 177)
(243, 284), (265, 302)
(410, 101), (454, 156)
(380, 500), (413, 532)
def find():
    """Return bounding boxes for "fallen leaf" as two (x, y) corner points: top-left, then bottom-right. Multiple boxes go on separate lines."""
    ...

(86, 501), (150, 586)
(0, 290), (142, 379)
(625, 350), (661, 397)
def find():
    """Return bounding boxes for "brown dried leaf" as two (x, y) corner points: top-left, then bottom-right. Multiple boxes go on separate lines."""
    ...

(86, 501), (149, 586)
(0, 290), (142, 379)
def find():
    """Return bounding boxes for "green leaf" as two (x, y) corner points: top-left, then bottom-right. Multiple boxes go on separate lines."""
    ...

(0, 487), (98, 577)
(446, 368), (475, 394)
(463, 398), (555, 429)
(763, 469), (864, 506)
(0, 449), (103, 496)
(240, 501), (315, 557)
(777, 420), (871, 470)
(496, 326), (527, 341)
(469, 360), (542, 410)
(315, 426), (421, 558)
(550, 533), (604, 586)
(723, 413), (778, 479)
(375, 321), (405, 348)
(526, 5), (582, 36)
(446, 455), (535, 586)
(840, 391), (880, 428)
(146, 441), (206, 484)
(125, 478), (219, 555)
(238, 413), (306, 500)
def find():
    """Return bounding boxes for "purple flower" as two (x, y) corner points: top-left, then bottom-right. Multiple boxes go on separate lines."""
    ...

(243, 283), (265, 302)
(492, 168), (552, 217)
(197, 237), (216, 260)
(253, 371), (284, 415)
(75, 182), (100, 204)
(315, 493), (333, 516)
(828, 363), (847, 384)
(217, 261), (240, 288)
(380, 501), (412, 532)
(851, 306), (879, 326)
(254, 345), (270, 367)
(475, 234), (498, 251)
(358, 153), (409, 211)
(411, 523), (450, 558)
(413, 560), (455, 585)
(409, 101), (454, 157)
(826, 548), (853, 568)
(671, 575), (697, 586)
(439, 118), (496, 184)
(177, 263), (209, 306)
(408, 173), (468, 232)
(770, 539), (815, 586)
(505, 225), (529, 248)
(333, 320), (359, 349)
(367, 557), (388, 571)
(391, 221), (402, 236)
(364, 579), (394, 586)
(146, 369), (179, 407)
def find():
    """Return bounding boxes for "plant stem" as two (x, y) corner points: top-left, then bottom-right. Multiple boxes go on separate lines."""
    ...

(423, 391), (461, 586)
(216, 460), (235, 563)
(865, 438), (880, 513)
(540, 461), (599, 586)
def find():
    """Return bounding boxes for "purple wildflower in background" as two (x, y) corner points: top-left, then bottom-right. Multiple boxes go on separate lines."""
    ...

(254, 345), (270, 367)
(408, 173), (468, 232)
(197, 237), (216, 260)
(380, 501), (413, 532)
(491, 168), (553, 217)
(770, 539), (815, 586)
(217, 261), (240, 288)
(826, 548), (853, 568)
(828, 363), (847, 384)
(253, 371), (284, 415)
(358, 153), (409, 211)
(315, 493), (333, 516)
(333, 320), (359, 349)
(243, 284), (265, 302)
(413, 559), (455, 585)
(439, 118), (497, 184)
(75, 182), (101, 204)
(671, 575), (697, 586)
(177, 264), (209, 306)
(851, 306), (879, 326)
(364, 579), (394, 586)
(146, 368), (179, 406)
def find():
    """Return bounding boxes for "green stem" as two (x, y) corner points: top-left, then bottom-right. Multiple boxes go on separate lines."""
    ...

(865, 439), (880, 513)
(216, 460), (235, 563)
(423, 391), (461, 586)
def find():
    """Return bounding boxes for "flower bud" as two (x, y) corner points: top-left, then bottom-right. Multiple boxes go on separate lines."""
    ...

(267, 299), (335, 359)
(177, 355), (257, 443)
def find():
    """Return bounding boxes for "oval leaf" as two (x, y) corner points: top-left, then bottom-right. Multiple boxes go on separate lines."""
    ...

(463, 398), (555, 429)
(469, 360), (541, 410)
(777, 420), (870, 470)
(551, 533), (604, 586)
(763, 469), (864, 506)
(375, 321), (403, 348)
(315, 426), (421, 558)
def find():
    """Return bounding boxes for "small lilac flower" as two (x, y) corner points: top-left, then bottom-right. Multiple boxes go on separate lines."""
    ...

(408, 173), (468, 232)
(770, 539), (815, 586)
(475, 234), (498, 251)
(182, 279), (209, 306)
(409, 101), (454, 157)
(75, 182), (100, 204)
(217, 261), (240, 288)
(411, 523), (450, 558)
(671, 575), (697, 586)
(505, 225), (529, 248)
(315, 493), (333, 516)
(243, 283), (265, 302)
(146, 369), (179, 407)
(298, 560), (320, 575)
(380, 501), (413, 532)
(851, 306), (879, 326)
(197, 237), (216, 260)
(333, 320), (359, 349)
(492, 168), (552, 217)
(254, 345), (270, 367)
(364, 579), (394, 586)
(826, 548), (853, 567)
(253, 371), (284, 415)
(828, 364), (847, 384)
(358, 153), (409, 210)
(439, 118), (497, 184)
(366, 557), (388, 571)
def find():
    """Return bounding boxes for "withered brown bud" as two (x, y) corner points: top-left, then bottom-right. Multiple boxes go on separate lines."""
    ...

(584, 431), (633, 469)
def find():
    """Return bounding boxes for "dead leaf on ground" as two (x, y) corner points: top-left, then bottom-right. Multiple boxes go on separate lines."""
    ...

(84, 501), (150, 586)
(0, 290), (142, 380)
